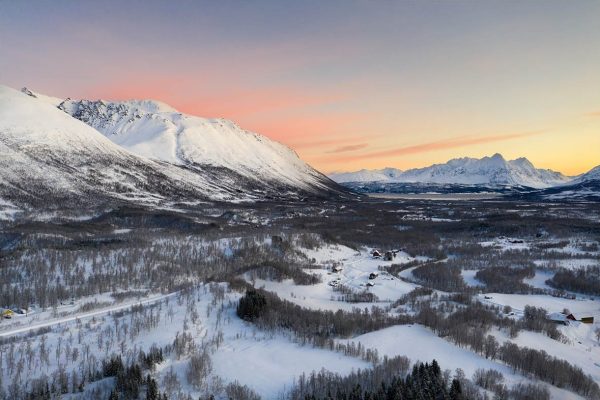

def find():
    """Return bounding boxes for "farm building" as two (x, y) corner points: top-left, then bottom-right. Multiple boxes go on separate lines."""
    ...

(547, 312), (569, 324)
(384, 251), (396, 261)
(1, 309), (14, 319)
(369, 272), (379, 280)
(371, 249), (382, 258)
(547, 312), (593, 325)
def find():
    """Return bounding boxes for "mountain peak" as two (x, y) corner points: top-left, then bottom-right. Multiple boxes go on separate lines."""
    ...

(21, 86), (64, 107)
(21, 87), (36, 97)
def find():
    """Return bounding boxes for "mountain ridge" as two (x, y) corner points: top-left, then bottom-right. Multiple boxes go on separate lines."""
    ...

(0, 85), (348, 220)
(330, 153), (573, 189)
(21, 87), (334, 193)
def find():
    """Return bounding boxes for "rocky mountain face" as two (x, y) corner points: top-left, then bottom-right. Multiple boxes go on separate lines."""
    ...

(56, 97), (333, 193)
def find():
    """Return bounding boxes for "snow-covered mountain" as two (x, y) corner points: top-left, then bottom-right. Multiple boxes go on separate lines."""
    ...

(571, 165), (600, 184)
(521, 164), (600, 201)
(330, 154), (571, 188)
(328, 169), (392, 183)
(0, 85), (235, 212)
(0, 85), (346, 218)
(21, 89), (334, 194)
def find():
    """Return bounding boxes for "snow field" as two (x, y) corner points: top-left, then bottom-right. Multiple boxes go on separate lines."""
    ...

(0, 283), (368, 399)
(341, 325), (586, 400)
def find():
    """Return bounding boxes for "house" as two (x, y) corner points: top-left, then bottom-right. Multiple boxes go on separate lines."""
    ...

(384, 251), (396, 261)
(1, 309), (14, 319)
(372, 249), (382, 258)
(369, 272), (379, 280)
(332, 265), (343, 273)
(547, 312), (568, 324)
(366, 281), (375, 287)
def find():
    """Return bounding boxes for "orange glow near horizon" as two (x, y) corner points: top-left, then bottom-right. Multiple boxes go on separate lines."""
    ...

(2, 1), (599, 176)
(68, 83), (600, 176)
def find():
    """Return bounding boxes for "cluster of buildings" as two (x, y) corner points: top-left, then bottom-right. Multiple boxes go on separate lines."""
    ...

(371, 249), (400, 261)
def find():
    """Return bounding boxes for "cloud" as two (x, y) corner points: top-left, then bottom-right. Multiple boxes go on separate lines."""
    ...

(327, 130), (545, 163)
(326, 143), (369, 153)
(289, 133), (383, 149)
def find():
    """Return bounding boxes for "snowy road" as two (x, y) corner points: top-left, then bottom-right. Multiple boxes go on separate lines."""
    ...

(0, 291), (177, 338)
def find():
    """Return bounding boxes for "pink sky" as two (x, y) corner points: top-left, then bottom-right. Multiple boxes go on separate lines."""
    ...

(1, 1), (599, 175)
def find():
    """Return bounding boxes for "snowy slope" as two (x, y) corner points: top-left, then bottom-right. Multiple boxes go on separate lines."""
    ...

(330, 153), (571, 188)
(20, 86), (64, 107)
(2, 85), (346, 217)
(0, 85), (226, 211)
(571, 165), (600, 184)
(50, 93), (336, 192)
(327, 169), (391, 183)
(525, 164), (600, 201)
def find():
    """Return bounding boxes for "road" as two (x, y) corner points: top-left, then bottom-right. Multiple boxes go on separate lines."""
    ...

(0, 291), (178, 338)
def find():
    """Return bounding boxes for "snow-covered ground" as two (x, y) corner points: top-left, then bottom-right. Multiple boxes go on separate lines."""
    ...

(250, 244), (421, 311)
(478, 293), (600, 316)
(479, 237), (530, 251)
(2, 237), (599, 399)
(523, 270), (555, 290)
(340, 325), (585, 400)
(0, 284), (368, 399)
(211, 311), (368, 398)
(535, 258), (599, 270)
(0, 291), (174, 337)
(461, 269), (485, 287)
(491, 322), (600, 384)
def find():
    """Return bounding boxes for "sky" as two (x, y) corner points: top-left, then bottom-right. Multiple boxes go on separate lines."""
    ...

(1, 0), (599, 175)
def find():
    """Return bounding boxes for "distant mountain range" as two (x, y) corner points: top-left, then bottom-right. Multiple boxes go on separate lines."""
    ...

(330, 154), (573, 188)
(0, 85), (348, 219)
(330, 154), (600, 200)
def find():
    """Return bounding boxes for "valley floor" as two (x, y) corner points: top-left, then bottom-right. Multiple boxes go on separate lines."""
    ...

(1, 198), (600, 399)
